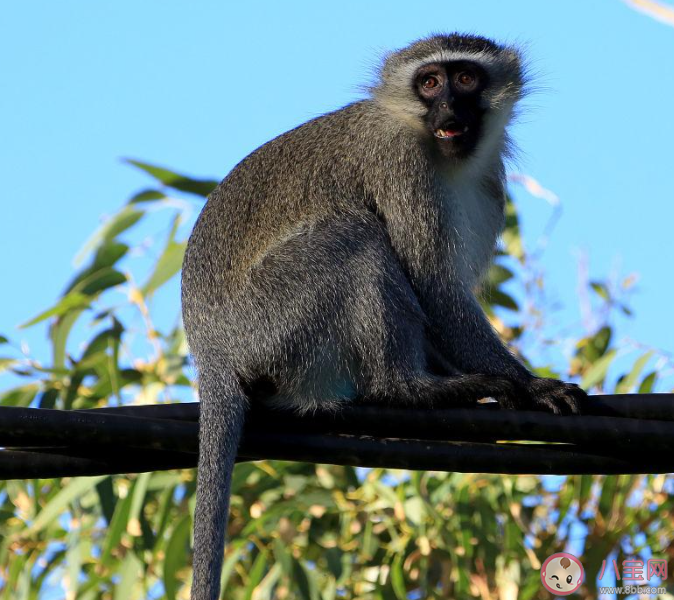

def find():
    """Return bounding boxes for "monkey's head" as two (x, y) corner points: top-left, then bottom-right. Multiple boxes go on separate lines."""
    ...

(373, 34), (525, 161)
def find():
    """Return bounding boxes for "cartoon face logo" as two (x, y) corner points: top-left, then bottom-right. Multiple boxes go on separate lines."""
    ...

(541, 553), (584, 595)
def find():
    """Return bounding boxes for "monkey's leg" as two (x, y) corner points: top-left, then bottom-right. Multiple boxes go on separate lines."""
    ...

(226, 215), (516, 410)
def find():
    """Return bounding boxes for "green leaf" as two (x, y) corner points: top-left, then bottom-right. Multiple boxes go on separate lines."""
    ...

(242, 551), (269, 600)
(0, 384), (39, 407)
(0, 335), (9, 344)
(501, 196), (524, 261)
(616, 351), (654, 394)
(597, 476), (619, 518)
(22, 268), (124, 333)
(128, 189), (166, 204)
(100, 480), (135, 564)
(488, 289), (519, 311)
(124, 159), (218, 197)
(79, 325), (122, 365)
(3, 552), (29, 600)
(73, 267), (127, 296)
(90, 241), (129, 272)
(390, 554), (407, 600)
(588, 326), (612, 361)
(20, 293), (90, 328)
(64, 242), (129, 296)
(0, 358), (18, 374)
(141, 215), (187, 296)
(220, 540), (247, 592)
(638, 371), (657, 393)
(403, 497), (426, 525)
(113, 553), (142, 600)
(28, 476), (106, 534)
(580, 349), (617, 389)
(577, 474), (594, 511)
(291, 558), (319, 600)
(127, 472), (151, 538)
(590, 281), (610, 301)
(37, 388), (59, 409)
(74, 205), (144, 265)
(254, 563), (282, 600)
(65, 527), (82, 598)
(164, 515), (192, 600)
(486, 264), (514, 286)
(96, 477), (117, 526)
(50, 308), (85, 369)
(324, 548), (344, 581)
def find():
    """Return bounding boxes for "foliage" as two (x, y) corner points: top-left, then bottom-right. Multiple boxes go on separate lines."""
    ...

(0, 162), (672, 599)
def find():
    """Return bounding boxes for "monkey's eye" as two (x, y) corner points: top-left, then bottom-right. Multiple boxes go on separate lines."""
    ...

(453, 70), (479, 92)
(422, 75), (441, 89)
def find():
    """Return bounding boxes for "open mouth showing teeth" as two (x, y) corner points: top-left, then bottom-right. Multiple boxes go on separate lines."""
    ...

(434, 126), (468, 139)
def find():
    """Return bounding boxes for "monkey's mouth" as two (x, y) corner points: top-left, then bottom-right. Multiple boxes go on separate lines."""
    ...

(434, 125), (468, 139)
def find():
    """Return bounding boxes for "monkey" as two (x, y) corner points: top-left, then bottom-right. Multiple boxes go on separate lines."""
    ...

(181, 33), (587, 599)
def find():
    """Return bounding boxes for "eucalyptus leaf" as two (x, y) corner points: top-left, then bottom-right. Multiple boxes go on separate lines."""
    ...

(125, 159), (218, 197)
(28, 476), (106, 534)
(164, 515), (192, 600)
(580, 349), (617, 389)
(242, 551), (268, 600)
(20, 292), (90, 328)
(0, 384), (39, 407)
(74, 205), (144, 265)
(113, 552), (143, 600)
(638, 371), (657, 393)
(141, 215), (187, 297)
(616, 351), (654, 394)
(129, 189), (166, 204)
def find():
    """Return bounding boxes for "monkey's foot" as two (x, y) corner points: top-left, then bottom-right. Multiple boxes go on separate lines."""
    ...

(501, 377), (587, 415)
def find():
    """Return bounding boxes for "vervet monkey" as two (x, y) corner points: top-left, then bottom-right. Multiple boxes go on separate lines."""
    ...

(181, 33), (586, 599)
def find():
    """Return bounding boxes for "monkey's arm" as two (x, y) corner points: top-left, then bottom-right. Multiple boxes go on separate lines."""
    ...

(429, 284), (529, 379)
(425, 283), (586, 414)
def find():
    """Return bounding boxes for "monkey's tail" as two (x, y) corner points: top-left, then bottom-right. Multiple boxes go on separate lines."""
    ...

(190, 365), (248, 600)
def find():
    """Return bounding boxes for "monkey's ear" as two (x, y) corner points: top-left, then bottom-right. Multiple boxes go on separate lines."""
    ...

(503, 46), (524, 70)
(500, 45), (529, 92)
(507, 48), (522, 63)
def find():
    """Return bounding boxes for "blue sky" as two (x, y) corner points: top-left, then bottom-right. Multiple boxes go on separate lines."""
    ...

(1, 0), (673, 384)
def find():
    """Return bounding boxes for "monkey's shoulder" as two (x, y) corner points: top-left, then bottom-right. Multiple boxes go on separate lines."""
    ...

(207, 100), (399, 215)
(224, 100), (412, 180)
(235, 101), (375, 164)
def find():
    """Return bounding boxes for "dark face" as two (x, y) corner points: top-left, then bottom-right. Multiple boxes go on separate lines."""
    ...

(414, 61), (488, 159)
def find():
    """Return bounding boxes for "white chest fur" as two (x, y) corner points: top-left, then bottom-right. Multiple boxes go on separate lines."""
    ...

(440, 174), (504, 287)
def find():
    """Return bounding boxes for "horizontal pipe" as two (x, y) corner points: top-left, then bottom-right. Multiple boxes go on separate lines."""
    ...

(0, 393), (671, 479)
(2, 434), (671, 479)
(77, 393), (674, 422)
(1, 397), (673, 453)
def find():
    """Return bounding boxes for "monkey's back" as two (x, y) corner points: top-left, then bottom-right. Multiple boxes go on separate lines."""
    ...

(182, 100), (388, 303)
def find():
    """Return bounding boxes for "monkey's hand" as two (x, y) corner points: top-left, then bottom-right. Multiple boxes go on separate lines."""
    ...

(501, 377), (588, 415)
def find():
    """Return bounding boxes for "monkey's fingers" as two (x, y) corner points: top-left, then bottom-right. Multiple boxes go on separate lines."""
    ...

(522, 378), (588, 416)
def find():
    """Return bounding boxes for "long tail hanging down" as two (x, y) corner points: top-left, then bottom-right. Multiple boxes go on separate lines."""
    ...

(190, 366), (248, 600)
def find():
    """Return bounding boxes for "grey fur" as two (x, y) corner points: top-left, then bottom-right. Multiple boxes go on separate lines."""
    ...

(181, 33), (585, 600)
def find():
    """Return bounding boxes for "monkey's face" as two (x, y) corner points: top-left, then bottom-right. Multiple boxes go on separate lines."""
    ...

(414, 61), (488, 159)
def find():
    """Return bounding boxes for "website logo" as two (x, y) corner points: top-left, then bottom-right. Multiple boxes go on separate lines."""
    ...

(541, 553), (584, 596)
